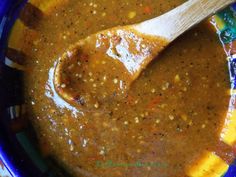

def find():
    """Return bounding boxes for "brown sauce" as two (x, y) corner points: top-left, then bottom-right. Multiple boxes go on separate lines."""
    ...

(17, 0), (233, 176)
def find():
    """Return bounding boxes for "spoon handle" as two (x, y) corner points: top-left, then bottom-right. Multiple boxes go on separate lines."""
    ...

(135, 0), (235, 41)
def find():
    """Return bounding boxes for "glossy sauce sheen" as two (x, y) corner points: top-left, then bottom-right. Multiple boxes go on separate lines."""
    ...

(54, 28), (168, 107)
(21, 0), (231, 176)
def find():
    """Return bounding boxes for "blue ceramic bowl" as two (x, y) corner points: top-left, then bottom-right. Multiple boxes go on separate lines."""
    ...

(0, 1), (236, 177)
(0, 1), (69, 176)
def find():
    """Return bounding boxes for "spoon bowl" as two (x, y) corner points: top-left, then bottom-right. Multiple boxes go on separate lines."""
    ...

(54, 27), (168, 107)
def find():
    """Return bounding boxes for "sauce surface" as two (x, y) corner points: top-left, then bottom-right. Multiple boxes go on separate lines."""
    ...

(18, 0), (232, 176)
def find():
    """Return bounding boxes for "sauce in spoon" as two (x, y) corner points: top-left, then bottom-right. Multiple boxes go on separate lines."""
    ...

(54, 27), (168, 108)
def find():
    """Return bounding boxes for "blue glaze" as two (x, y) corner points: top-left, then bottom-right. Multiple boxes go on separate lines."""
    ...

(224, 160), (236, 177)
(0, 1), (236, 177)
(0, 1), (28, 176)
(0, 146), (20, 177)
(216, 6), (236, 44)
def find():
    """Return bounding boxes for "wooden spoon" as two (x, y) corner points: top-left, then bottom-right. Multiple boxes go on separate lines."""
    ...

(54, 0), (234, 108)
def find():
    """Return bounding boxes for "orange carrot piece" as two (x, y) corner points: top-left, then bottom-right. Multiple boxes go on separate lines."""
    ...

(146, 96), (161, 109)
(126, 95), (135, 105)
(143, 6), (152, 14)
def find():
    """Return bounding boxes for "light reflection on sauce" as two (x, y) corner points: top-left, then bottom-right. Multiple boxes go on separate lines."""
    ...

(105, 29), (151, 75)
(45, 62), (82, 117)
